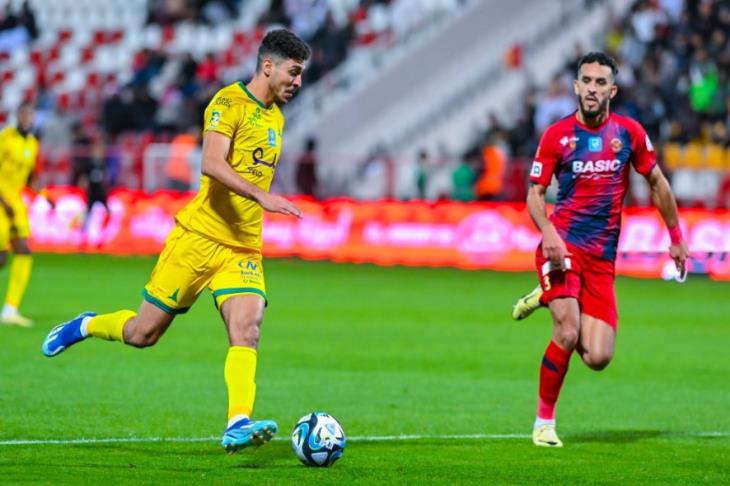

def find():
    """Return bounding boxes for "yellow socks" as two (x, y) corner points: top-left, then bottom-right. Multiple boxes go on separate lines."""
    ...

(224, 346), (257, 420)
(87, 310), (136, 342)
(4, 254), (32, 309)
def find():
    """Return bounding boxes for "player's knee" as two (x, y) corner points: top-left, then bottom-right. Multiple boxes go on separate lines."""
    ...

(585, 353), (613, 371)
(554, 327), (579, 350)
(230, 314), (263, 347)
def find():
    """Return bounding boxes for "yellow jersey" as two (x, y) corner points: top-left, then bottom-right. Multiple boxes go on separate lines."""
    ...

(0, 126), (38, 201)
(176, 82), (285, 251)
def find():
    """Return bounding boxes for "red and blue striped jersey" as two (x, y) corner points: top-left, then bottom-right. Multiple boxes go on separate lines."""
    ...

(529, 112), (656, 261)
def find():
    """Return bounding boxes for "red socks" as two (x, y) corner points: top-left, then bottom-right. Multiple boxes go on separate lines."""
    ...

(537, 340), (572, 420)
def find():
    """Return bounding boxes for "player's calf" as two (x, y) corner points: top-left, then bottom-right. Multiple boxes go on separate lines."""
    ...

(123, 322), (165, 348)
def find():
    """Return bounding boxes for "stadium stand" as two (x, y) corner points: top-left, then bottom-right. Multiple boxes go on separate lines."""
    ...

(0, 0), (727, 207)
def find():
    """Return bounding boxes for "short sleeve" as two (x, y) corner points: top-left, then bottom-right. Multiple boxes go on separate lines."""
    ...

(630, 121), (656, 176)
(529, 127), (560, 186)
(203, 94), (243, 138)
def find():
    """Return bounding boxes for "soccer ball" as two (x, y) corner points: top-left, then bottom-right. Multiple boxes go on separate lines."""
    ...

(291, 412), (346, 467)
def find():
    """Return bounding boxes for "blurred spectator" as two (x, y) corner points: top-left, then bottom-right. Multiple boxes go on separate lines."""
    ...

(147, 0), (194, 26)
(41, 106), (74, 169)
(196, 53), (219, 85)
(70, 123), (92, 186)
(415, 149), (430, 199)
(101, 90), (136, 137)
(451, 153), (476, 202)
(0, 2), (33, 52)
(351, 144), (395, 200)
(131, 88), (159, 131)
(534, 75), (574, 133)
(164, 125), (200, 191)
(688, 48), (723, 118)
(295, 137), (319, 197)
(16, 1), (37, 40)
(199, 0), (239, 24)
(80, 138), (111, 226)
(474, 133), (507, 201)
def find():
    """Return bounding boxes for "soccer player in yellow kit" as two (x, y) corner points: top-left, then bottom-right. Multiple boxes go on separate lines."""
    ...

(42, 29), (311, 453)
(0, 102), (39, 327)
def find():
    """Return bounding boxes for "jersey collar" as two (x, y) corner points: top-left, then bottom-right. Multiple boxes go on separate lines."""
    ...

(239, 82), (271, 110)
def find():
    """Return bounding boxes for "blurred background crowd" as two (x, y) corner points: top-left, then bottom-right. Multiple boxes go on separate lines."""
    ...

(0, 0), (728, 208)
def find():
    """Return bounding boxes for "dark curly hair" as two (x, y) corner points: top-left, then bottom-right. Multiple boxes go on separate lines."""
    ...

(576, 52), (618, 79)
(256, 29), (311, 72)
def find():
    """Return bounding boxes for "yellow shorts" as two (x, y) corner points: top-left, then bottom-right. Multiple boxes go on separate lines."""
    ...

(143, 225), (267, 314)
(0, 197), (30, 250)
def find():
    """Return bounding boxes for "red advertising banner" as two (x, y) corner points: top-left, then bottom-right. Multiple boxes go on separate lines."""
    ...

(27, 188), (730, 281)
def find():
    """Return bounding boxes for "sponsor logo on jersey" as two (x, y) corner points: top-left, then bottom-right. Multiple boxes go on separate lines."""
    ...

(572, 159), (622, 174)
(560, 136), (578, 149)
(268, 128), (277, 147)
(252, 146), (278, 168)
(588, 137), (603, 152)
(247, 107), (264, 128)
(530, 161), (543, 177)
(611, 137), (623, 153)
(209, 110), (221, 128)
(214, 97), (232, 108)
(645, 134), (654, 152)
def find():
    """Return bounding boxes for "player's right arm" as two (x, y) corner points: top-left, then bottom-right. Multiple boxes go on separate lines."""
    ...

(527, 127), (570, 266)
(201, 131), (302, 218)
(527, 183), (569, 265)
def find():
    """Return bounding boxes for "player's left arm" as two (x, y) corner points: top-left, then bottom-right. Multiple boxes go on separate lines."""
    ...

(644, 166), (688, 273)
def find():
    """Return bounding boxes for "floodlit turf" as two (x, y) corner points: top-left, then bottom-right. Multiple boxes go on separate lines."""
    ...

(1, 254), (728, 484)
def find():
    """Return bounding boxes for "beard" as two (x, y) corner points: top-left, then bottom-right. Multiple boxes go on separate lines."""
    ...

(578, 94), (609, 120)
(274, 86), (297, 105)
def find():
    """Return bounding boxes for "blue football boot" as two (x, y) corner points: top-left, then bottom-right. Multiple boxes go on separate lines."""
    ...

(221, 417), (278, 453)
(42, 312), (97, 357)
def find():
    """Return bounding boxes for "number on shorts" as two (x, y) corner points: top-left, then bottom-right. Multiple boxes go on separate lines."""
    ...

(543, 274), (551, 291)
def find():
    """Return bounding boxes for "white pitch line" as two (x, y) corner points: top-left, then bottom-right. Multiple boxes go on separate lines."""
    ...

(0, 432), (728, 446)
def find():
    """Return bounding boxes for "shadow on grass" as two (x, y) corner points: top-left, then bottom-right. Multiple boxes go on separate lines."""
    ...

(569, 430), (664, 444)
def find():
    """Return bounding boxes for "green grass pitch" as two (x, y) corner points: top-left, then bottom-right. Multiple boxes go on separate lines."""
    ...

(1, 254), (728, 484)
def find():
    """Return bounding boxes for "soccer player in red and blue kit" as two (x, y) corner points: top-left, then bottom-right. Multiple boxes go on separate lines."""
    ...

(512, 52), (689, 447)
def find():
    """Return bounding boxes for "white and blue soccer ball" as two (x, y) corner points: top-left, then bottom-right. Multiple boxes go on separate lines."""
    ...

(291, 412), (346, 467)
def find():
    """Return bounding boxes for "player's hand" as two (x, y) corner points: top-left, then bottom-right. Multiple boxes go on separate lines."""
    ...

(669, 240), (688, 276)
(258, 193), (302, 218)
(542, 224), (572, 268)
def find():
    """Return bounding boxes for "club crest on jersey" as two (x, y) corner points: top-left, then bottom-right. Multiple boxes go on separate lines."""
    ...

(588, 137), (602, 152)
(530, 161), (543, 177)
(611, 138), (623, 153)
(268, 128), (277, 147)
(209, 110), (221, 128)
